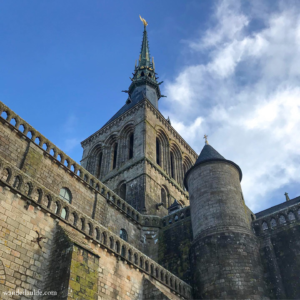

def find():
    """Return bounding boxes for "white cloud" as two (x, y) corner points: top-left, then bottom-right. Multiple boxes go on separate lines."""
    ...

(163, 0), (300, 212)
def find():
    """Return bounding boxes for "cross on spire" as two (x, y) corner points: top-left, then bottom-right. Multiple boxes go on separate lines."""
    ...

(204, 134), (209, 145)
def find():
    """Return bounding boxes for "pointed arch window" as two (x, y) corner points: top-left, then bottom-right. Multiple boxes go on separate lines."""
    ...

(96, 152), (103, 178)
(112, 143), (118, 169)
(129, 133), (134, 159)
(156, 138), (161, 166)
(170, 152), (175, 179)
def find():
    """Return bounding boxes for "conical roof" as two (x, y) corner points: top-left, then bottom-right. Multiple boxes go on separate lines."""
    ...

(195, 144), (225, 166)
(184, 143), (242, 189)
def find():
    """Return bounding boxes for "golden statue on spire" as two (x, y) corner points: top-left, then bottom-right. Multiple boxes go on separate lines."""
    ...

(139, 15), (148, 27)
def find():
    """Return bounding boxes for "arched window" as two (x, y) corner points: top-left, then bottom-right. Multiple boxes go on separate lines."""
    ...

(141, 71), (144, 77)
(59, 187), (72, 203)
(170, 152), (175, 179)
(156, 138), (161, 166)
(129, 133), (134, 159)
(112, 143), (118, 169)
(96, 152), (103, 178)
(119, 183), (126, 200)
(161, 188), (167, 207)
(120, 229), (128, 241)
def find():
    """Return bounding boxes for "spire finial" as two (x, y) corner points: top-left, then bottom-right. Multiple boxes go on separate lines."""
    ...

(139, 15), (148, 27)
(284, 192), (290, 202)
(204, 134), (209, 145)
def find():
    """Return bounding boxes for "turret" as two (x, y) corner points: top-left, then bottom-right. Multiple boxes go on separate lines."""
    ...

(185, 139), (269, 299)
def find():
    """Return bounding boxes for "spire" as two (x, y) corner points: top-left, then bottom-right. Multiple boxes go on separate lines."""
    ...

(127, 16), (162, 100)
(139, 18), (151, 68)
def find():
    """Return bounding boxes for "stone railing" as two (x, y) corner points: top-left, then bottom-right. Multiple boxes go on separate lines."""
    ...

(253, 204), (300, 236)
(161, 206), (191, 229)
(0, 101), (144, 226)
(0, 157), (192, 298)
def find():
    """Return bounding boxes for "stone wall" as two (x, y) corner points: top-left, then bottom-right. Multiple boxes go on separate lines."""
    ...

(0, 170), (191, 299)
(0, 101), (192, 299)
(158, 207), (193, 284)
(254, 201), (300, 299)
(0, 106), (143, 250)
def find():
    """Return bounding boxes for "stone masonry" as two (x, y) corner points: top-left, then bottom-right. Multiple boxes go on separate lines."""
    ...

(1, 19), (300, 300)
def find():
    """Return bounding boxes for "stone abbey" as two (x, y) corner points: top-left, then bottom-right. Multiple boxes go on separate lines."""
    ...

(0, 18), (300, 300)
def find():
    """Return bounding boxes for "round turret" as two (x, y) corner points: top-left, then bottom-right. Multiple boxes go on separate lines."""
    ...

(184, 144), (249, 239)
(186, 143), (269, 299)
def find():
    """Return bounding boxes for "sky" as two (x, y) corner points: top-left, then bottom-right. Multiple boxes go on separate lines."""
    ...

(1, 0), (300, 213)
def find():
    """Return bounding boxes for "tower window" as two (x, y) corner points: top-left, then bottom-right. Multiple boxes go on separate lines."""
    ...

(129, 133), (134, 159)
(156, 138), (161, 166)
(112, 143), (118, 169)
(141, 72), (144, 77)
(170, 152), (175, 179)
(59, 187), (72, 203)
(120, 229), (128, 241)
(96, 152), (103, 178)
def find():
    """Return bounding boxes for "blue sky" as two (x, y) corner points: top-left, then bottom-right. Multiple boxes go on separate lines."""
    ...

(1, 0), (300, 213)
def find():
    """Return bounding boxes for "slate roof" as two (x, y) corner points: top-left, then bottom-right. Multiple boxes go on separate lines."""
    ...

(255, 196), (300, 219)
(195, 144), (225, 166)
(184, 143), (243, 189)
(102, 99), (137, 128)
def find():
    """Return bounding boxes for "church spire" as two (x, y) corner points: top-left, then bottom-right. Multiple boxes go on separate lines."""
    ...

(139, 16), (151, 68)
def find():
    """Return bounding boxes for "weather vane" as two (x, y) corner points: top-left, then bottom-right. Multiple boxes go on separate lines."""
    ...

(204, 134), (208, 145)
(139, 15), (148, 27)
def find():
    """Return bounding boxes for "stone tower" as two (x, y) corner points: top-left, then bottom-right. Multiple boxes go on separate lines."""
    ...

(185, 142), (268, 299)
(80, 20), (197, 216)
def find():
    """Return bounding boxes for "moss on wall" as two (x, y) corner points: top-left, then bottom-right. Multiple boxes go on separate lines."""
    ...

(68, 245), (99, 300)
(158, 217), (193, 284)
